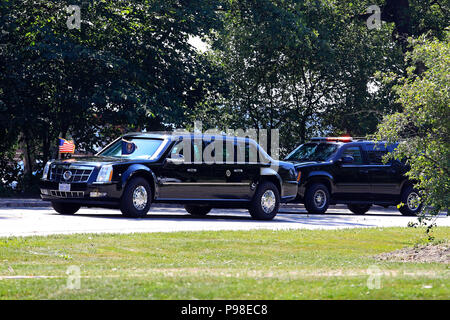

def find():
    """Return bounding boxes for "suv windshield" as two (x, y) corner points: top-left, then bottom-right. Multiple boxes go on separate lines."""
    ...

(285, 143), (339, 162)
(98, 138), (164, 159)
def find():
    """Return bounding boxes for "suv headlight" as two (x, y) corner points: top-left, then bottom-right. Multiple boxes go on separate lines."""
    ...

(42, 161), (51, 180)
(96, 165), (113, 183)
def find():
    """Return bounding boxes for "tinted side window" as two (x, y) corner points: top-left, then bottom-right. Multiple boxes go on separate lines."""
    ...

(342, 146), (363, 164)
(246, 143), (259, 163)
(223, 140), (235, 163)
(235, 141), (259, 163)
(193, 140), (203, 162)
(236, 142), (245, 163)
(367, 150), (388, 165)
(171, 141), (183, 156)
(170, 139), (201, 163)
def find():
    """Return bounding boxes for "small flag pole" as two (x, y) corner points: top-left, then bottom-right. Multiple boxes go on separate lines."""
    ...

(58, 138), (61, 160)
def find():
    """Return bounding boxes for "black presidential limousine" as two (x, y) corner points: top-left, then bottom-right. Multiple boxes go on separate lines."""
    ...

(40, 133), (298, 220)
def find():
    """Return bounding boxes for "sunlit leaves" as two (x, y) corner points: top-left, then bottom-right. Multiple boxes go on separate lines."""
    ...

(376, 33), (450, 215)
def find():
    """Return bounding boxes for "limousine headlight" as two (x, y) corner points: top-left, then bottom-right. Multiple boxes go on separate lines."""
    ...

(96, 165), (113, 183)
(42, 161), (51, 180)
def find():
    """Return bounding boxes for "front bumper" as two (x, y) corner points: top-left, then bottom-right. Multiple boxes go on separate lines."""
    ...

(40, 180), (122, 207)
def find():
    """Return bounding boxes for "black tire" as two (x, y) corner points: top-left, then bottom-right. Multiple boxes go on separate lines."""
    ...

(249, 181), (280, 220)
(304, 183), (330, 214)
(347, 204), (372, 215)
(185, 205), (212, 216)
(120, 177), (152, 218)
(51, 202), (81, 215)
(398, 186), (422, 216)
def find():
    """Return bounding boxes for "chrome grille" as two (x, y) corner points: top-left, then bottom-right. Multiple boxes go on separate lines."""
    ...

(49, 166), (94, 183)
(50, 190), (85, 198)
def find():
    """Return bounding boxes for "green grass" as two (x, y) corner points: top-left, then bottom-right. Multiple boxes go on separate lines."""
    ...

(0, 227), (449, 299)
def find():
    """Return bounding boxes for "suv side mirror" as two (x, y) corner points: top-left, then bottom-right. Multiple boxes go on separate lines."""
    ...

(340, 156), (354, 164)
(165, 154), (184, 165)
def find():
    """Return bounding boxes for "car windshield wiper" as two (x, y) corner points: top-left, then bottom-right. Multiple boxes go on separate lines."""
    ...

(98, 155), (121, 159)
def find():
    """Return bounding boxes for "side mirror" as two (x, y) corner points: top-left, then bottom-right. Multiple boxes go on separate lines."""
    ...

(165, 154), (184, 165)
(340, 156), (354, 164)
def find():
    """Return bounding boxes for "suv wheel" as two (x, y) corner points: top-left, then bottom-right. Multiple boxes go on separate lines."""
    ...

(51, 202), (81, 215)
(347, 204), (372, 215)
(120, 177), (152, 218)
(249, 181), (280, 220)
(304, 183), (330, 214)
(399, 186), (422, 216)
(185, 205), (212, 216)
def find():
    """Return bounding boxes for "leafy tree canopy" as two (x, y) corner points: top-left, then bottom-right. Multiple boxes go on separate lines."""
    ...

(376, 32), (450, 215)
(0, 0), (223, 186)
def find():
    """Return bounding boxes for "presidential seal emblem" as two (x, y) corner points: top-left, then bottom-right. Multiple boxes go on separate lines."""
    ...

(63, 170), (73, 181)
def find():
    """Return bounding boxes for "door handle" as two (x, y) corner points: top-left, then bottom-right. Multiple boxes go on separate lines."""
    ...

(233, 169), (243, 173)
(359, 169), (369, 174)
(187, 168), (197, 173)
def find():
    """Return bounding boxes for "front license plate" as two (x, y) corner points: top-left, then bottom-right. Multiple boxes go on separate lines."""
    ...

(59, 183), (71, 192)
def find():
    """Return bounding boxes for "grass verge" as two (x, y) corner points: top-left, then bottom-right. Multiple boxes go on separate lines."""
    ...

(0, 227), (449, 299)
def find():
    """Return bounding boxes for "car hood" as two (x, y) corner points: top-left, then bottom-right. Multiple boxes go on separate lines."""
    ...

(287, 160), (334, 169)
(50, 156), (141, 167)
(287, 161), (320, 168)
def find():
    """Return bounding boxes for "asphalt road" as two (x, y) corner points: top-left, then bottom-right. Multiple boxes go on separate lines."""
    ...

(0, 204), (448, 237)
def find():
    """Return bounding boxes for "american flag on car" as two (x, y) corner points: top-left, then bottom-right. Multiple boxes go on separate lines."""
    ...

(59, 138), (75, 153)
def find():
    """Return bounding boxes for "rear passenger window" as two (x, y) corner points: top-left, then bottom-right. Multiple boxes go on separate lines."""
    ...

(236, 142), (245, 163)
(342, 147), (363, 164)
(367, 151), (388, 165)
(223, 141), (235, 163)
(246, 143), (259, 163)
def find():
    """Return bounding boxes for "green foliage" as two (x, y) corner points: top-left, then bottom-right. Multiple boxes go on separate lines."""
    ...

(376, 33), (450, 215)
(408, 0), (449, 39)
(194, 0), (405, 156)
(0, 0), (448, 192)
(0, 0), (223, 191)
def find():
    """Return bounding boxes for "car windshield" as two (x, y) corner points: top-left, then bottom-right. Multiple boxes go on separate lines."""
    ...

(98, 138), (164, 159)
(285, 143), (339, 162)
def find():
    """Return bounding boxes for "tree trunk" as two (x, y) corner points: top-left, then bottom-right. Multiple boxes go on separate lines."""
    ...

(19, 132), (33, 181)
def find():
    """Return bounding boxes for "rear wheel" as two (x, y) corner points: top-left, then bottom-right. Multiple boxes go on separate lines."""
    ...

(347, 204), (372, 215)
(399, 186), (422, 216)
(185, 205), (212, 216)
(304, 183), (330, 214)
(120, 177), (152, 218)
(51, 202), (81, 215)
(249, 181), (280, 220)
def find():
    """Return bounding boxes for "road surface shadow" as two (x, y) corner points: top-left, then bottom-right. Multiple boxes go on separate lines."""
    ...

(278, 210), (403, 217)
(68, 210), (380, 228)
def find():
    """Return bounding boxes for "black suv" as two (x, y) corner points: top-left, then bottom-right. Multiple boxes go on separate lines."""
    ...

(285, 137), (421, 216)
(40, 133), (298, 220)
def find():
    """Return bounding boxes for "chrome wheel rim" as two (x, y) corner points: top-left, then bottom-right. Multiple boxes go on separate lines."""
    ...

(261, 190), (276, 213)
(314, 190), (327, 209)
(132, 186), (148, 210)
(407, 192), (420, 210)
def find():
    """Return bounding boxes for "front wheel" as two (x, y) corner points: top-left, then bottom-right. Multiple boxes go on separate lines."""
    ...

(249, 181), (280, 220)
(120, 177), (152, 218)
(347, 204), (372, 215)
(51, 202), (81, 215)
(398, 186), (422, 216)
(304, 183), (330, 214)
(185, 205), (212, 216)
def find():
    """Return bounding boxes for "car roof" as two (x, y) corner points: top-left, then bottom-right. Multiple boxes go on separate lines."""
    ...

(122, 132), (257, 143)
(307, 139), (398, 152)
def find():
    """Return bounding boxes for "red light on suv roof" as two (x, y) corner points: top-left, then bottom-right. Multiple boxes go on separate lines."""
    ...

(310, 137), (354, 143)
(325, 137), (353, 142)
